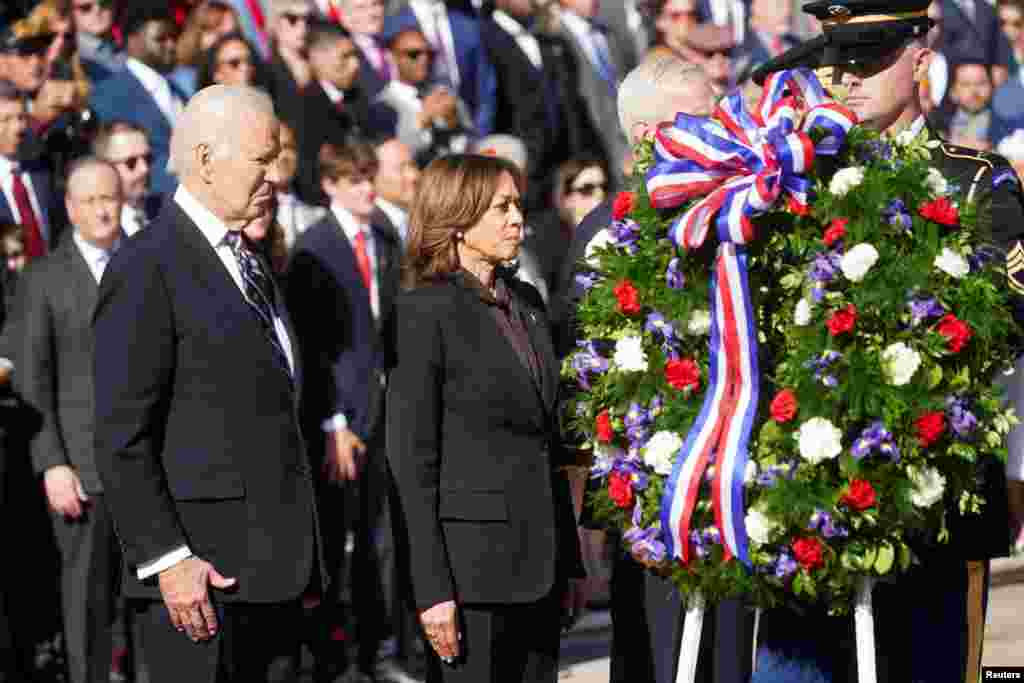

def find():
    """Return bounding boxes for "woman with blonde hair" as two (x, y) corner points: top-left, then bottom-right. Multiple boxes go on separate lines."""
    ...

(387, 154), (585, 683)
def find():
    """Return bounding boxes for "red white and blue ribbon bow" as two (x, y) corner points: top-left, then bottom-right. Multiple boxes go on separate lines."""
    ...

(649, 68), (857, 566)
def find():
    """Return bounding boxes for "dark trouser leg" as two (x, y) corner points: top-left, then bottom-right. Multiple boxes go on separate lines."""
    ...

(609, 551), (656, 683)
(308, 480), (348, 680)
(352, 450), (389, 674)
(138, 599), (302, 683)
(51, 494), (118, 683)
(426, 591), (561, 683)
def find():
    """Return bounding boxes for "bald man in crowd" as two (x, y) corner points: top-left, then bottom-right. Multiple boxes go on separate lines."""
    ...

(560, 54), (755, 683)
(93, 85), (322, 682)
(13, 158), (124, 683)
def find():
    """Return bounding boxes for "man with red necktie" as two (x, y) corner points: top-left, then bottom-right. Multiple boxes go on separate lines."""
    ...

(286, 140), (401, 683)
(0, 80), (58, 263)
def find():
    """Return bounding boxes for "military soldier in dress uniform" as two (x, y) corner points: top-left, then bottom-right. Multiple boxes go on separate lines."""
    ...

(753, 2), (1024, 681)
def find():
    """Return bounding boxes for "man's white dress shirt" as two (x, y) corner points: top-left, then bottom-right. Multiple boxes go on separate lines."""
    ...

(0, 156), (49, 242)
(120, 204), (147, 237)
(136, 185), (296, 579)
(72, 232), (119, 284)
(409, 0), (460, 89)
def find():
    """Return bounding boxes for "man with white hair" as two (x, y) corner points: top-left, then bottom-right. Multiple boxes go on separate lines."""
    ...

(559, 53), (755, 683)
(93, 85), (322, 682)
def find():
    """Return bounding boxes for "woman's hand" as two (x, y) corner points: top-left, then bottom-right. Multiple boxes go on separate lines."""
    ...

(420, 599), (460, 663)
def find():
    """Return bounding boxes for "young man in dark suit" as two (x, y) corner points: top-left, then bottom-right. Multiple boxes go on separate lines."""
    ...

(93, 85), (323, 683)
(292, 21), (371, 205)
(13, 158), (124, 683)
(286, 140), (401, 683)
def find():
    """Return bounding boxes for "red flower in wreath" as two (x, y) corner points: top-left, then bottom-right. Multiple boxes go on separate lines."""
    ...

(596, 410), (614, 443)
(792, 537), (825, 571)
(614, 279), (641, 315)
(936, 313), (973, 353)
(612, 191), (635, 221)
(665, 358), (701, 392)
(841, 479), (878, 511)
(919, 197), (959, 226)
(770, 389), (798, 423)
(826, 305), (858, 336)
(823, 218), (848, 247)
(916, 411), (946, 448)
(608, 472), (634, 509)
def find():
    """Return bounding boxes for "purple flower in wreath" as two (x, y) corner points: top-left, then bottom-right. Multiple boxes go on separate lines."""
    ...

(805, 350), (842, 388)
(757, 462), (796, 488)
(946, 396), (979, 438)
(649, 394), (664, 417)
(624, 504), (668, 564)
(809, 250), (842, 285)
(571, 341), (609, 390)
(645, 312), (678, 344)
(611, 219), (641, 254)
(590, 445), (624, 478)
(624, 402), (653, 446)
(614, 456), (650, 490)
(883, 199), (914, 233)
(575, 271), (599, 291)
(702, 526), (722, 546)
(908, 296), (945, 327)
(666, 257), (686, 290)
(810, 509), (849, 539)
(773, 552), (799, 578)
(969, 246), (1000, 273)
(689, 529), (711, 559)
(851, 421), (900, 462)
(856, 139), (893, 165)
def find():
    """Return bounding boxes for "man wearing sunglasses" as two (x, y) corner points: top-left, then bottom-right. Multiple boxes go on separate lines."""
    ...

(368, 27), (472, 167)
(752, 2), (1024, 681)
(73, 0), (123, 81)
(93, 121), (159, 237)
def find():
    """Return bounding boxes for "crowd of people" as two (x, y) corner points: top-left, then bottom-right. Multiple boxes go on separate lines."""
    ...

(0, 0), (1023, 683)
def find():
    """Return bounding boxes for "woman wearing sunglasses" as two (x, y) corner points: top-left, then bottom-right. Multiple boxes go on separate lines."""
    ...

(196, 31), (266, 90)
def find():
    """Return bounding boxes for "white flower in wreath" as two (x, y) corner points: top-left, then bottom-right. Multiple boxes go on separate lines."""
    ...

(926, 168), (950, 196)
(840, 243), (880, 283)
(829, 167), (865, 197)
(797, 417), (843, 464)
(744, 460), (758, 485)
(687, 309), (712, 336)
(934, 247), (970, 279)
(881, 342), (922, 386)
(584, 228), (615, 267)
(908, 465), (946, 508)
(613, 336), (648, 373)
(794, 298), (813, 326)
(894, 129), (917, 148)
(745, 507), (779, 546)
(643, 431), (683, 475)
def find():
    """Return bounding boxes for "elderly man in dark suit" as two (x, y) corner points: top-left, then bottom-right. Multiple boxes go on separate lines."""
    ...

(287, 140), (401, 683)
(13, 158), (124, 683)
(93, 85), (323, 683)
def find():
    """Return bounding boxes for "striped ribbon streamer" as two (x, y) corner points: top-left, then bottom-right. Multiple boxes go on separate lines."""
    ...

(648, 68), (857, 566)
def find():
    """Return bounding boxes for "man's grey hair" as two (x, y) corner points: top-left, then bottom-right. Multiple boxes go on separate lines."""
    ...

(169, 85), (276, 176)
(66, 156), (122, 197)
(617, 54), (708, 140)
(471, 134), (529, 174)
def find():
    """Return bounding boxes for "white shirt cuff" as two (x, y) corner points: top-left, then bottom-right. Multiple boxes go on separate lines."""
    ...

(0, 358), (13, 371)
(321, 413), (349, 433)
(136, 545), (193, 580)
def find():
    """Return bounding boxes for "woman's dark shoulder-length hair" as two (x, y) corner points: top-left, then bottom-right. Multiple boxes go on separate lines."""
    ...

(402, 154), (524, 291)
(196, 31), (268, 91)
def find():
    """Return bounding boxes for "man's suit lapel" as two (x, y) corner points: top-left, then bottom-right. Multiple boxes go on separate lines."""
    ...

(28, 165), (53, 240)
(515, 289), (559, 416)
(124, 71), (174, 131)
(61, 236), (99, 319)
(323, 212), (375, 325)
(372, 221), (398, 323)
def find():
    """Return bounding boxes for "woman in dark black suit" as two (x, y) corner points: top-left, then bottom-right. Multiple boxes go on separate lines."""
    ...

(386, 154), (586, 683)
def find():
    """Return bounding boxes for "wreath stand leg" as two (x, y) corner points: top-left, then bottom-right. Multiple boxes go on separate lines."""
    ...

(854, 576), (877, 683)
(674, 590), (706, 683)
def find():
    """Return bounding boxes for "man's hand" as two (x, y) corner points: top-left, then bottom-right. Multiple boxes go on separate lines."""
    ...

(561, 578), (588, 632)
(419, 599), (460, 662)
(158, 557), (236, 642)
(43, 465), (89, 519)
(323, 428), (366, 483)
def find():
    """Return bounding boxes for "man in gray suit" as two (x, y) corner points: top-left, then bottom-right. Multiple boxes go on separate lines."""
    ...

(557, 0), (631, 190)
(12, 159), (124, 683)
